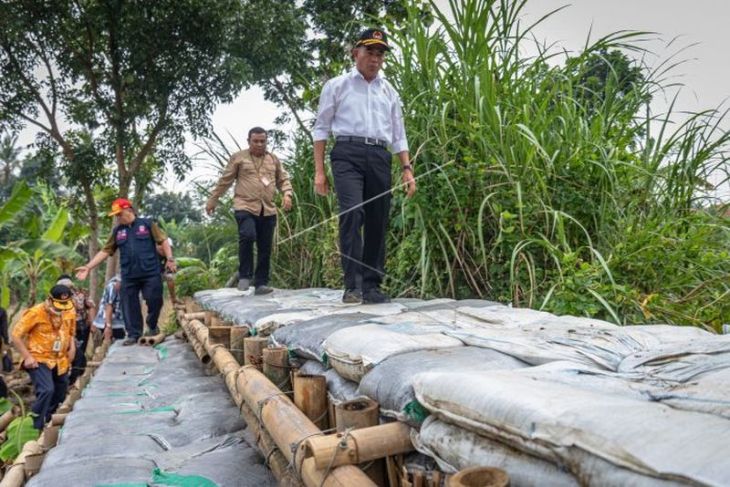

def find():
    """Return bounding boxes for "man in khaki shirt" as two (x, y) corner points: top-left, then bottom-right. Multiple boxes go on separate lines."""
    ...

(206, 127), (294, 294)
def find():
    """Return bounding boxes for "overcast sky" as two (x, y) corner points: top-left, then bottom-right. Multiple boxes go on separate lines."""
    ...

(13, 1), (730, 196)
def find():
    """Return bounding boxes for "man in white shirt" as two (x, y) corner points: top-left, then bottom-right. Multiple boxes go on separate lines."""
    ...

(313, 28), (417, 304)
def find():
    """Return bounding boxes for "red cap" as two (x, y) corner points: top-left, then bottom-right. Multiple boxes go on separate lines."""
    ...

(108, 198), (133, 217)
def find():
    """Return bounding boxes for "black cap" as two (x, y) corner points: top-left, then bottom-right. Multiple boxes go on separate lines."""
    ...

(355, 28), (390, 51)
(49, 284), (74, 311)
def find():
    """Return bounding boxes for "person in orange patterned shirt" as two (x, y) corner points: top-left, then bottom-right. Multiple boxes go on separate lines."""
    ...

(11, 285), (77, 430)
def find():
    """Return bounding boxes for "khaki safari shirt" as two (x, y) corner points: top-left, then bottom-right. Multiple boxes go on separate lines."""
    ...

(101, 219), (167, 255)
(207, 149), (293, 217)
(12, 302), (76, 374)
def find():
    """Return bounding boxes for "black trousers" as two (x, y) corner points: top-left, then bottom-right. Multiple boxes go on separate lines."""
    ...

(27, 364), (68, 430)
(121, 274), (163, 339)
(69, 321), (91, 384)
(235, 210), (277, 286)
(331, 141), (392, 291)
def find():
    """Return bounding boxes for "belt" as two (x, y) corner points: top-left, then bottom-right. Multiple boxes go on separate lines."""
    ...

(335, 136), (388, 149)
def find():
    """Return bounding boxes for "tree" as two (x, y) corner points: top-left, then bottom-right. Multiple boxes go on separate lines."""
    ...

(0, 132), (22, 187)
(260, 0), (419, 136)
(142, 191), (203, 225)
(0, 0), (306, 285)
(0, 181), (80, 311)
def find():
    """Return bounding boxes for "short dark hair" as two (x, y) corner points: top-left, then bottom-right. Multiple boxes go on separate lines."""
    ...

(248, 127), (267, 139)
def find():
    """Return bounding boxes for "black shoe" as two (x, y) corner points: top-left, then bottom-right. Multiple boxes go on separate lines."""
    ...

(143, 329), (159, 337)
(122, 338), (138, 346)
(254, 285), (274, 296)
(342, 289), (362, 304)
(362, 288), (390, 304)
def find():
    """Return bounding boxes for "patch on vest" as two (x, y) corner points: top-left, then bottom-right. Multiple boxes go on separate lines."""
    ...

(135, 224), (150, 237)
(116, 229), (128, 242)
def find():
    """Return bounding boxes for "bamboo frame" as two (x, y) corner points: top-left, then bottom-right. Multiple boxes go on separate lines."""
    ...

(180, 314), (375, 487)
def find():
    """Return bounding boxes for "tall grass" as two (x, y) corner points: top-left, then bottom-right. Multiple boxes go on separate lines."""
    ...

(189, 0), (730, 329)
(378, 0), (730, 327)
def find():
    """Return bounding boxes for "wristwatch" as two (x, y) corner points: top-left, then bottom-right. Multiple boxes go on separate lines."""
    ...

(402, 164), (413, 172)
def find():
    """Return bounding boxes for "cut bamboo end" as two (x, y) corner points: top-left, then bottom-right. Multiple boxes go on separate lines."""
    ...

(334, 398), (379, 432)
(293, 373), (328, 431)
(448, 467), (509, 487)
(208, 326), (232, 348)
(243, 336), (268, 370)
(263, 347), (290, 391)
(305, 422), (413, 470)
(229, 326), (249, 364)
(41, 425), (59, 449)
(24, 451), (45, 476)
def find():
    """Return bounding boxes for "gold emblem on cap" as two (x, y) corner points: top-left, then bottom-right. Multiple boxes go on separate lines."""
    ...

(373, 31), (383, 40)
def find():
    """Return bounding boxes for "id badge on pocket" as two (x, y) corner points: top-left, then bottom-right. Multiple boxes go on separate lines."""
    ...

(52, 340), (62, 352)
(260, 175), (272, 187)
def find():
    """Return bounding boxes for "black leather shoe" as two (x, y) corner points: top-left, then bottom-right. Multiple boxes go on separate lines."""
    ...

(254, 285), (274, 296)
(122, 338), (137, 346)
(342, 289), (362, 304)
(362, 288), (391, 304)
(143, 329), (159, 337)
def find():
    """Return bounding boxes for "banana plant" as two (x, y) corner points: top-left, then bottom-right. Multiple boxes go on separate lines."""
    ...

(0, 181), (81, 308)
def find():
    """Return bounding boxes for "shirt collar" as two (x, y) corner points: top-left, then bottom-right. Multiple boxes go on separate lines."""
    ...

(350, 67), (383, 82)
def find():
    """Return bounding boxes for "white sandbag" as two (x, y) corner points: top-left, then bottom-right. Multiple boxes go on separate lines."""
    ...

(617, 336), (730, 418)
(357, 347), (526, 424)
(414, 368), (730, 486)
(456, 305), (565, 328)
(271, 313), (374, 362)
(255, 301), (406, 335)
(414, 417), (579, 486)
(324, 323), (463, 382)
(445, 319), (691, 370)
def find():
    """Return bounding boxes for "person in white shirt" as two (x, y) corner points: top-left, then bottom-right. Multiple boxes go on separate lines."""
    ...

(313, 28), (417, 304)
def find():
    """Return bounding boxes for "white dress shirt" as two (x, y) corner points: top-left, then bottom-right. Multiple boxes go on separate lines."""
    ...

(313, 68), (409, 154)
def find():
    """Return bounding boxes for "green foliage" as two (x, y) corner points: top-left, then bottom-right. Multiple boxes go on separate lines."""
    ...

(0, 398), (12, 416)
(174, 266), (217, 299)
(0, 416), (40, 462)
(142, 192), (202, 225)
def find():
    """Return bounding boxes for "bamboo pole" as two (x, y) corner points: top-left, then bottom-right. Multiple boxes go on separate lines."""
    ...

(180, 317), (374, 487)
(447, 467), (509, 487)
(139, 332), (166, 347)
(294, 373), (328, 430)
(305, 422), (413, 470)
(334, 398), (386, 486)
(263, 347), (290, 391)
(50, 413), (67, 426)
(243, 336), (268, 369)
(184, 297), (201, 313)
(0, 440), (43, 487)
(230, 327), (248, 364)
(205, 311), (221, 327)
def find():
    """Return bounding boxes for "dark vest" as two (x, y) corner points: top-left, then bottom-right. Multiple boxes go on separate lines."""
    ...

(113, 217), (159, 279)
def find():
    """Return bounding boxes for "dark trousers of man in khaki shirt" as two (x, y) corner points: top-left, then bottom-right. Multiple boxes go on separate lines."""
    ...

(235, 208), (276, 286)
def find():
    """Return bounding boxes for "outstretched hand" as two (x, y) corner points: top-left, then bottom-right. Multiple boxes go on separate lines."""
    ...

(75, 265), (90, 281)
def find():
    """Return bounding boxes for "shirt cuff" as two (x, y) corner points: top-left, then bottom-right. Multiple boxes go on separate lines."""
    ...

(312, 129), (331, 142)
(391, 141), (409, 154)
